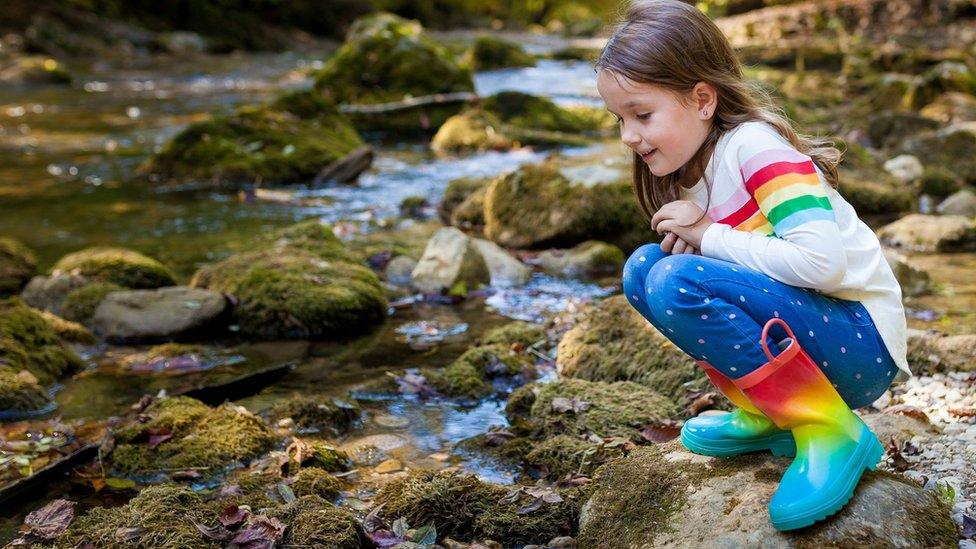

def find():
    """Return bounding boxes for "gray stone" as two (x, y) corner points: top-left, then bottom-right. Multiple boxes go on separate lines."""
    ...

(471, 238), (531, 287)
(20, 273), (90, 315)
(877, 214), (976, 252)
(862, 412), (940, 444)
(884, 155), (924, 183)
(384, 255), (417, 287)
(937, 189), (976, 217)
(536, 240), (625, 278)
(410, 227), (489, 294)
(91, 286), (228, 342)
(883, 248), (932, 297)
(908, 329), (976, 373)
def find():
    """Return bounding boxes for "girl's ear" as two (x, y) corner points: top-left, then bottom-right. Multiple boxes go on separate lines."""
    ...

(692, 81), (718, 118)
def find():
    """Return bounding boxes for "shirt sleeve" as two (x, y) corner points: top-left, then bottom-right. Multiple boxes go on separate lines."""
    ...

(699, 126), (848, 292)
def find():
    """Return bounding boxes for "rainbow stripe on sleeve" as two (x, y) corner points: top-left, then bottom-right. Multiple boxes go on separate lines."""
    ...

(740, 149), (834, 234)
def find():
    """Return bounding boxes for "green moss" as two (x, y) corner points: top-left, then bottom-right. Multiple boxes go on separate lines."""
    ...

(427, 342), (533, 398)
(450, 186), (487, 228)
(266, 395), (361, 434)
(53, 484), (218, 549)
(0, 366), (53, 414)
(191, 248), (387, 341)
(430, 109), (514, 152)
(264, 219), (354, 262)
(538, 240), (625, 278)
(427, 361), (491, 398)
(866, 112), (940, 150)
(111, 398), (276, 477)
(462, 36), (536, 71)
(141, 98), (364, 188)
(482, 91), (604, 135)
(61, 281), (125, 323)
(577, 445), (687, 547)
(278, 495), (362, 548)
(556, 295), (706, 407)
(290, 440), (351, 474)
(474, 485), (582, 546)
(399, 195), (428, 218)
(0, 297), (84, 385)
(0, 237), (36, 297)
(439, 177), (489, 224)
(523, 379), (678, 440)
(52, 247), (175, 289)
(313, 12), (473, 135)
(145, 343), (205, 359)
(918, 166), (965, 197)
(505, 383), (539, 426)
(38, 309), (96, 344)
(481, 321), (546, 347)
(838, 173), (915, 214)
(524, 434), (623, 478)
(290, 467), (343, 500)
(905, 61), (976, 110)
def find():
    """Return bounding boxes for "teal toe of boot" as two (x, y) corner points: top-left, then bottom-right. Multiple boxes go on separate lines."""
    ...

(769, 420), (884, 531)
(680, 408), (797, 458)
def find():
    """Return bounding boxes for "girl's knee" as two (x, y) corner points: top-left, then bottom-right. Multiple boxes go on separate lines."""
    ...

(622, 243), (666, 290)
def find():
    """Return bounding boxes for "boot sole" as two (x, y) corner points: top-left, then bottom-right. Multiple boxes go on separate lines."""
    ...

(680, 428), (797, 458)
(770, 423), (885, 531)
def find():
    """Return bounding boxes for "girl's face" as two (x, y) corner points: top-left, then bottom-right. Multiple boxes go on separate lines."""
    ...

(597, 70), (713, 178)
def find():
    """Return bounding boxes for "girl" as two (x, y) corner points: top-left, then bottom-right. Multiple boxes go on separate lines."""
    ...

(596, 0), (910, 532)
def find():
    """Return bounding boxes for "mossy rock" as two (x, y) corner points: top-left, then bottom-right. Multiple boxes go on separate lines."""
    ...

(374, 469), (581, 545)
(518, 378), (679, 441)
(274, 495), (363, 548)
(51, 247), (176, 289)
(110, 397), (277, 477)
(141, 94), (364, 188)
(191, 247), (387, 341)
(427, 360), (491, 399)
(482, 91), (607, 135)
(902, 124), (976, 184)
(51, 484), (218, 549)
(536, 240), (626, 278)
(427, 342), (535, 398)
(263, 219), (354, 262)
(0, 366), (53, 416)
(557, 295), (706, 407)
(904, 60), (976, 110)
(462, 35), (536, 71)
(313, 12), (474, 135)
(483, 162), (646, 251)
(918, 166), (965, 197)
(37, 309), (96, 344)
(430, 109), (514, 152)
(289, 439), (351, 474)
(866, 111), (940, 150)
(838, 172), (916, 215)
(524, 434), (624, 479)
(290, 467), (343, 500)
(266, 395), (361, 435)
(451, 185), (487, 228)
(61, 281), (125, 324)
(438, 177), (490, 224)
(578, 441), (959, 548)
(0, 237), (36, 297)
(0, 297), (84, 385)
(480, 320), (547, 347)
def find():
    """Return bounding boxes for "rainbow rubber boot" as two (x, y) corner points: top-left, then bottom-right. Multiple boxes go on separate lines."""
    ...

(680, 360), (796, 457)
(733, 318), (885, 531)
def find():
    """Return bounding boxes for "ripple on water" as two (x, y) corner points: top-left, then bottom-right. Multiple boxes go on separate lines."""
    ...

(474, 60), (601, 107)
(485, 273), (617, 323)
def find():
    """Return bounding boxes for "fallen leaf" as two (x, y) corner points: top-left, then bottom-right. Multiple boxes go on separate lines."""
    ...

(393, 517), (409, 538)
(21, 499), (75, 540)
(170, 469), (201, 481)
(516, 497), (543, 515)
(882, 405), (931, 424)
(104, 477), (136, 491)
(885, 436), (910, 472)
(219, 505), (247, 528)
(639, 421), (681, 443)
(362, 503), (388, 535)
(410, 523), (437, 545)
(276, 482), (296, 503)
(687, 392), (718, 416)
(367, 529), (405, 548)
(196, 522), (233, 542)
(146, 428), (173, 449)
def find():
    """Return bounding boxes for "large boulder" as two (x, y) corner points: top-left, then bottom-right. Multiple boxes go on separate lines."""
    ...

(536, 240), (625, 279)
(141, 91), (366, 189)
(904, 60), (976, 110)
(471, 238), (531, 287)
(579, 441), (959, 548)
(0, 237), (36, 297)
(91, 286), (229, 343)
(867, 111), (940, 150)
(557, 295), (706, 407)
(907, 329), (976, 373)
(876, 214), (976, 252)
(20, 273), (90, 315)
(51, 247), (176, 289)
(0, 297), (84, 386)
(410, 227), (490, 294)
(438, 177), (489, 224)
(937, 188), (976, 217)
(461, 35), (536, 71)
(313, 13), (474, 135)
(483, 162), (647, 251)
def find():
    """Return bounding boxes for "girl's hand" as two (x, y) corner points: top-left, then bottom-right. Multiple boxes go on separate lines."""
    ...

(651, 200), (713, 250)
(660, 231), (700, 255)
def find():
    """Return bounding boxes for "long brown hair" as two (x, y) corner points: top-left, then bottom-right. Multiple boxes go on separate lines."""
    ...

(596, 0), (841, 224)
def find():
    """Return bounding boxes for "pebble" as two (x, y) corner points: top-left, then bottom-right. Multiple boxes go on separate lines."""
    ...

(374, 414), (410, 428)
(374, 459), (403, 474)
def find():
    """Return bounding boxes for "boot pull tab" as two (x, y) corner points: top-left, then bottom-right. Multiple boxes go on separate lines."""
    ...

(761, 317), (797, 362)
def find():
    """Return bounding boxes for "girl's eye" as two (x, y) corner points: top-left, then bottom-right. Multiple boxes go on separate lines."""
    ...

(636, 112), (652, 120)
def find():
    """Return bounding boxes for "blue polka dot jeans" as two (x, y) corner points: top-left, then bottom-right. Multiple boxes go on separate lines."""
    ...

(622, 243), (898, 409)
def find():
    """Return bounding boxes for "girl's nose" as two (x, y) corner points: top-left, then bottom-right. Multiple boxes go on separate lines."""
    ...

(620, 124), (641, 147)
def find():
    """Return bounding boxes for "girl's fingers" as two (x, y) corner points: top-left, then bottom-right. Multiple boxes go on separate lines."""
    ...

(660, 232), (677, 253)
(672, 238), (688, 255)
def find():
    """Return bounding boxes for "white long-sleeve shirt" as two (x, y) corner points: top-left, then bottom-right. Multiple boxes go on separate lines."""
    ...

(680, 121), (910, 377)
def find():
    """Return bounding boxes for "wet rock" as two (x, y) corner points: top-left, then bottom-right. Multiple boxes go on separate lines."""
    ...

(410, 227), (490, 294)
(578, 441), (959, 548)
(265, 395), (361, 436)
(110, 396), (277, 477)
(462, 36), (536, 71)
(51, 247), (176, 289)
(877, 213), (976, 252)
(480, 91), (612, 137)
(0, 367), (53, 417)
(384, 255), (417, 287)
(0, 237), (36, 297)
(883, 154), (923, 183)
(902, 123), (976, 184)
(937, 188), (976, 217)
(37, 309), (95, 345)
(471, 238), (531, 287)
(142, 91), (365, 189)
(905, 60), (976, 110)
(0, 297), (84, 386)
(918, 166), (965, 198)
(0, 55), (70, 86)
(427, 343), (533, 398)
(907, 329), (976, 373)
(191, 227), (386, 341)
(480, 320), (546, 347)
(536, 241), (624, 279)
(512, 378), (679, 440)
(61, 281), (125, 324)
(313, 145), (374, 186)
(439, 177), (489, 224)
(374, 469), (582, 545)
(91, 286), (229, 342)
(483, 162), (645, 251)
(882, 248), (932, 297)
(451, 186), (487, 228)
(313, 13), (474, 135)
(430, 109), (515, 152)
(556, 295), (706, 407)
(20, 273), (90, 315)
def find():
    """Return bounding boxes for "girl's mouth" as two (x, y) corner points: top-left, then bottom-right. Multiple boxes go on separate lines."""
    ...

(641, 149), (656, 161)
